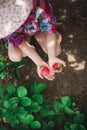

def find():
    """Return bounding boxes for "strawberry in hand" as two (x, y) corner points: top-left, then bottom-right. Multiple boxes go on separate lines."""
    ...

(37, 61), (54, 80)
(41, 66), (50, 75)
(52, 63), (62, 72)
(49, 57), (66, 73)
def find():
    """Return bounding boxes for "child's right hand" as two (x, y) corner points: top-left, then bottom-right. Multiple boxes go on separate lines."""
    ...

(37, 61), (55, 80)
(48, 57), (66, 73)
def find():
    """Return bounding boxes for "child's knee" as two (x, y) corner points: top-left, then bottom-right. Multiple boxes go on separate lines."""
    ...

(8, 47), (22, 62)
(8, 53), (22, 62)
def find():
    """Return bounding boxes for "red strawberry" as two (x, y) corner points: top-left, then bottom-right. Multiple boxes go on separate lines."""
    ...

(52, 63), (62, 71)
(41, 67), (50, 75)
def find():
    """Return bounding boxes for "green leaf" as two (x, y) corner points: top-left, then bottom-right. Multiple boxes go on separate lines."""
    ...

(43, 100), (52, 107)
(0, 62), (6, 73)
(61, 96), (72, 107)
(53, 102), (64, 113)
(70, 124), (78, 130)
(0, 62), (6, 68)
(32, 94), (43, 104)
(21, 97), (31, 106)
(18, 107), (27, 114)
(15, 127), (28, 130)
(3, 93), (9, 100)
(5, 112), (16, 123)
(56, 115), (63, 124)
(0, 111), (3, 118)
(14, 69), (20, 81)
(17, 86), (28, 97)
(79, 125), (86, 130)
(64, 107), (75, 115)
(41, 107), (50, 117)
(21, 114), (34, 125)
(7, 84), (15, 95)
(64, 126), (70, 130)
(47, 121), (55, 129)
(17, 59), (27, 69)
(73, 113), (85, 123)
(42, 122), (48, 130)
(3, 100), (10, 109)
(17, 107), (28, 119)
(30, 121), (41, 129)
(46, 110), (55, 118)
(30, 83), (46, 93)
(0, 127), (7, 130)
(31, 102), (41, 113)
(0, 108), (7, 115)
(0, 84), (4, 95)
(35, 83), (46, 93)
(65, 122), (72, 127)
(70, 124), (86, 130)
(40, 108), (55, 118)
(11, 119), (19, 127)
(9, 97), (19, 108)
(30, 82), (36, 93)
(0, 71), (6, 79)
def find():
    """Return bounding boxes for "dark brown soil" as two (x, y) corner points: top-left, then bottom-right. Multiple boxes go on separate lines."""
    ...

(0, 0), (87, 128)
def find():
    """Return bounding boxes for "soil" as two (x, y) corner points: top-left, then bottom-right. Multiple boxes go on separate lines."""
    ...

(0, 0), (87, 129)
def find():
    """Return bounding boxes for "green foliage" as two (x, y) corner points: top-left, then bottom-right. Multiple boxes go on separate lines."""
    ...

(17, 86), (28, 97)
(0, 83), (86, 130)
(9, 59), (27, 80)
(7, 84), (16, 95)
(0, 127), (8, 130)
(0, 84), (4, 94)
(0, 62), (6, 79)
(0, 54), (7, 79)
(0, 57), (27, 80)
(30, 121), (41, 129)
(30, 82), (46, 93)
(61, 96), (72, 107)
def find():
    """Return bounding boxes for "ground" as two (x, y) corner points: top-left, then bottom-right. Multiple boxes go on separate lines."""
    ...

(0, 0), (87, 128)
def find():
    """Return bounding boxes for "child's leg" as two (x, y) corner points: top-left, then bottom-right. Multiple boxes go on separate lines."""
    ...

(35, 31), (66, 72)
(18, 40), (54, 80)
(34, 31), (61, 56)
(8, 43), (23, 62)
(8, 39), (54, 80)
(34, 31), (47, 53)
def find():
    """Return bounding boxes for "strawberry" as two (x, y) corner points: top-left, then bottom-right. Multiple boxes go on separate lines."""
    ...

(41, 66), (50, 75)
(52, 63), (62, 71)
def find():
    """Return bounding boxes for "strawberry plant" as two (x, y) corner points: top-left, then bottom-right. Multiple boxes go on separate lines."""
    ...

(8, 59), (27, 80)
(0, 56), (27, 80)
(0, 62), (6, 79)
(0, 54), (7, 79)
(0, 83), (86, 130)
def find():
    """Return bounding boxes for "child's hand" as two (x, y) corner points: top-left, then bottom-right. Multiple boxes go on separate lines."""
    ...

(37, 61), (55, 80)
(48, 57), (66, 73)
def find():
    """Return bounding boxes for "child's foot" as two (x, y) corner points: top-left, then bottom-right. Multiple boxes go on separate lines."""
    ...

(55, 31), (64, 56)
(56, 31), (63, 45)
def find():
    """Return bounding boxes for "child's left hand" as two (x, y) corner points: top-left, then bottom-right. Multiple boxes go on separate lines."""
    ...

(37, 61), (55, 80)
(48, 57), (66, 73)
